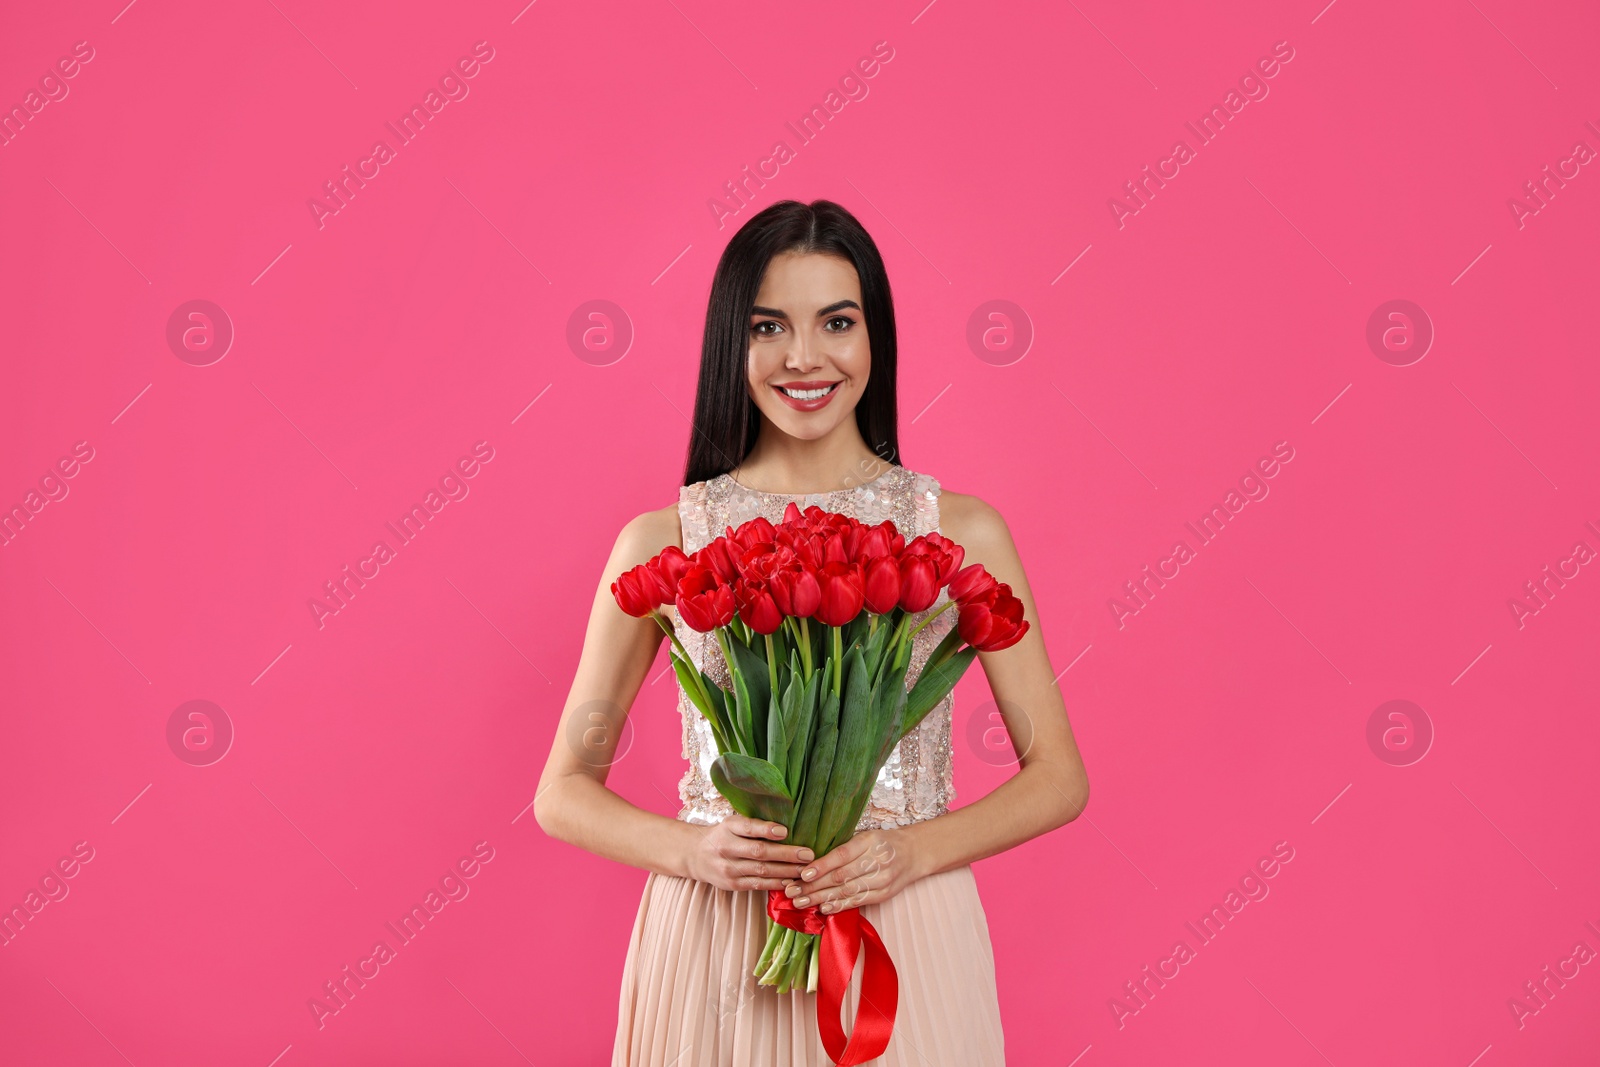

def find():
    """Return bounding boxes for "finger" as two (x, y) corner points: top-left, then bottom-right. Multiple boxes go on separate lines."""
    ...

(793, 867), (886, 910)
(730, 858), (808, 883)
(816, 868), (890, 911)
(796, 858), (865, 899)
(792, 850), (885, 902)
(727, 866), (803, 891)
(790, 837), (869, 892)
(797, 836), (867, 884)
(725, 815), (789, 841)
(725, 836), (814, 864)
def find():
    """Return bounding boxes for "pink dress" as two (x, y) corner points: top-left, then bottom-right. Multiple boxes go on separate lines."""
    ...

(612, 466), (1007, 1066)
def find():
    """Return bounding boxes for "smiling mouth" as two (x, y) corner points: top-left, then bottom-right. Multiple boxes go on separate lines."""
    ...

(775, 382), (842, 400)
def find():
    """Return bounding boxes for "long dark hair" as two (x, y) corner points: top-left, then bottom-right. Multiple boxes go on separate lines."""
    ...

(682, 199), (901, 487)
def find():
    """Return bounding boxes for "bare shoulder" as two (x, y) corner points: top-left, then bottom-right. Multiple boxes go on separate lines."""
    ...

(614, 500), (684, 566)
(936, 488), (1013, 558)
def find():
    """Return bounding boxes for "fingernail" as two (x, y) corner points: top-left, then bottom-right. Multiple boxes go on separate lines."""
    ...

(802, 868), (816, 880)
(770, 826), (786, 837)
(819, 903), (832, 913)
(795, 896), (810, 907)
(798, 849), (815, 861)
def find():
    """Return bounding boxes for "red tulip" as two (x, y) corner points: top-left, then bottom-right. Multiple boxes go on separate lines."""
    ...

(815, 560), (865, 627)
(948, 563), (999, 605)
(727, 516), (777, 554)
(675, 564), (735, 632)
(820, 531), (849, 566)
(611, 563), (672, 617)
(862, 555), (902, 615)
(958, 582), (1030, 651)
(898, 556), (940, 613)
(736, 540), (782, 583)
(698, 536), (740, 584)
(651, 545), (692, 589)
(735, 577), (784, 634)
(770, 558), (822, 618)
(921, 532), (966, 582)
(847, 521), (898, 564)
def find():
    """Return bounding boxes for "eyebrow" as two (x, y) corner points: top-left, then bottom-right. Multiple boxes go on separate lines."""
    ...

(750, 299), (861, 321)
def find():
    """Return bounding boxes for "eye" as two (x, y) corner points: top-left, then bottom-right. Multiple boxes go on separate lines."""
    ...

(751, 320), (783, 337)
(824, 315), (856, 332)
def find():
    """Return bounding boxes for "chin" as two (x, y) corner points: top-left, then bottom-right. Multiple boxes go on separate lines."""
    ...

(770, 413), (844, 440)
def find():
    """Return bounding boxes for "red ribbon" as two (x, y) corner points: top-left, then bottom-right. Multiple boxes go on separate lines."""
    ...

(766, 890), (899, 1066)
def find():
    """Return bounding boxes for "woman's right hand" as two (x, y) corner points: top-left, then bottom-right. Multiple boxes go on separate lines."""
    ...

(684, 815), (816, 892)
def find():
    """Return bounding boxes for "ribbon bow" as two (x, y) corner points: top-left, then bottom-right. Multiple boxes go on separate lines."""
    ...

(766, 890), (899, 1066)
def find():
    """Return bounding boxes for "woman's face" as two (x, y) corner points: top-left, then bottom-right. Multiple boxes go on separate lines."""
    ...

(746, 251), (870, 441)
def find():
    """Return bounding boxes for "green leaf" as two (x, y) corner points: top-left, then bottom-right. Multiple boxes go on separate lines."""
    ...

(863, 610), (899, 684)
(725, 634), (773, 757)
(790, 664), (839, 849)
(815, 644), (875, 851)
(780, 654), (805, 741)
(711, 753), (794, 827)
(786, 666), (821, 793)
(765, 692), (787, 773)
(870, 659), (911, 768)
(901, 645), (980, 743)
(671, 654), (731, 753)
(730, 667), (755, 757)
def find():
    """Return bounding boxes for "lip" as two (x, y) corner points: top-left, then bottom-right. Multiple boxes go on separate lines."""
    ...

(772, 380), (842, 412)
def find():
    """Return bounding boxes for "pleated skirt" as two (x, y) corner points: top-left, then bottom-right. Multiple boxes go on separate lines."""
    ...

(612, 864), (1006, 1066)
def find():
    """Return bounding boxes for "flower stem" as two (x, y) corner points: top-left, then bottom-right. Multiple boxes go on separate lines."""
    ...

(651, 611), (715, 712)
(832, 625), (843, 696)
(906, 597), (956, 641)
(765, 632), (778, 696)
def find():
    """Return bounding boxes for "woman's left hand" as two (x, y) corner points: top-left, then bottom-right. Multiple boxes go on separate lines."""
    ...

(782, 828), (924, 914)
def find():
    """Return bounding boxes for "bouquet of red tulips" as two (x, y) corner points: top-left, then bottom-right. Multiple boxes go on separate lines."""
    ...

(611, 500), (1029, 1002)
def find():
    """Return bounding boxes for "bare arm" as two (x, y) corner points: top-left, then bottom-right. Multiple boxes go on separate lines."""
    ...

(533, 507), (816, 888)
(901, 491), (1090, 876)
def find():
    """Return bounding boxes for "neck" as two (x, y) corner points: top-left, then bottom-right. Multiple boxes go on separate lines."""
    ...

(733, 422), (892, 495)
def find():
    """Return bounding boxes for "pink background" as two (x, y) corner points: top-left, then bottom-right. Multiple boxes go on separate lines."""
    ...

(2, 0), (1598, 1063)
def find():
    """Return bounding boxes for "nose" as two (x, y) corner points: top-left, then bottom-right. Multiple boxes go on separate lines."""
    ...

(783, 330), (826, 373)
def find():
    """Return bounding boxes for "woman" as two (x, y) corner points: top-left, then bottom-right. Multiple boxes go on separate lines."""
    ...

(535, 199), (1089, 1065)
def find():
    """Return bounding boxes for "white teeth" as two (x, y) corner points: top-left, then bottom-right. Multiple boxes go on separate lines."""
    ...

(779, 384), (836, 400)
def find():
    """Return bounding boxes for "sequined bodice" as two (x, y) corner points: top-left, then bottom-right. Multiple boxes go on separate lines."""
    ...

(672, 465), (957, 831)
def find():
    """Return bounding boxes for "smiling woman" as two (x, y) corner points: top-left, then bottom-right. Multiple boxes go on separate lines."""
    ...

(535, 199), (1089, 1066)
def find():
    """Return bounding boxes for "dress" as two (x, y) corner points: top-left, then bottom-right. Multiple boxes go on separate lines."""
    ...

(612, 465), (1007, 1066)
